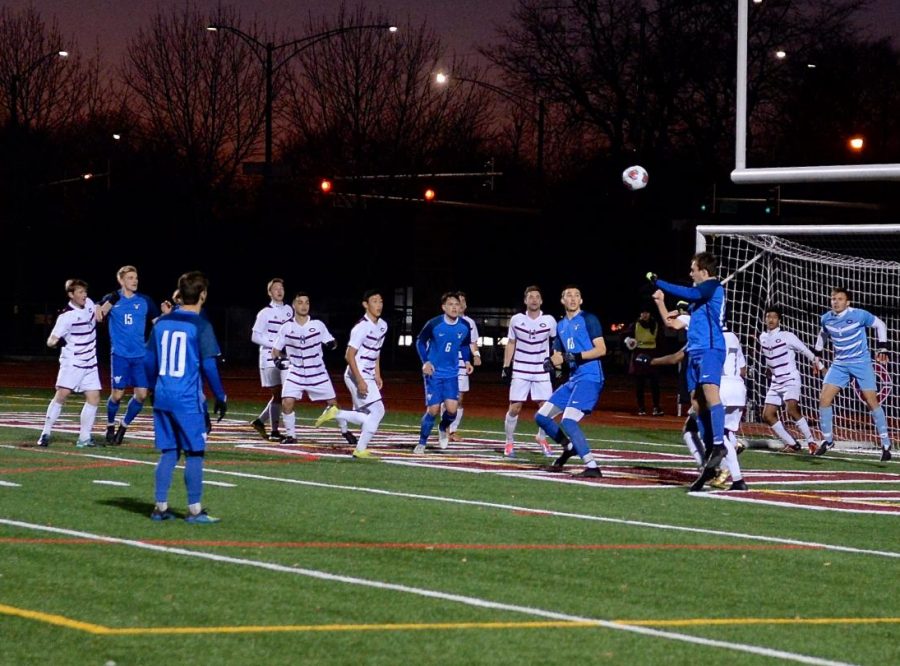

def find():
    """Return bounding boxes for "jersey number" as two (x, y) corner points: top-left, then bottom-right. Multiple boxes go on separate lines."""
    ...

(159, 330), (187, 377)
(124, 313), (133, 325)
(444, 342), (452, 353)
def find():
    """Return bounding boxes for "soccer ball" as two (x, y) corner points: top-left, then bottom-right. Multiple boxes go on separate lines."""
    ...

(623, 336), (638, 351)
(622, 165), (649, 191)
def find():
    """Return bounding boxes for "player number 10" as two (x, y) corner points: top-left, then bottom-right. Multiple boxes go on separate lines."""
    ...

(159, 330), (187, 377)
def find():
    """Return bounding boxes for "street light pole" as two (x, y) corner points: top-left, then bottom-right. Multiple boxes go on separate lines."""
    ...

(8, 49), (68, 129)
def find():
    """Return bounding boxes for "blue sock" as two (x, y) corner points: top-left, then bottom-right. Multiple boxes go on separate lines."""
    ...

(107, 397), (120, 424)
(709, 403), (725, 445)
(154, 449), (179, 503)
(819, 406), (833, 441)
(561, 418), (590, 458)
(123, 397), (143, 426)
(439, 410), (455, 432)
(697, 411), (713, 449)
(535, 413), (562, 442)
(184, 455), (204, 505)
(419, 412), (436, 445)
(871, 407), (890, 448)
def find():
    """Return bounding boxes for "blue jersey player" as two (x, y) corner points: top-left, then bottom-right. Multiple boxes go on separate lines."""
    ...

(414, 292), (473, 453)
(143, 271), (227, 523)
(813, 287), (892, 460)
(98, 265), (168, 446)
(536, 285), (607, 478)
(649, 252), (729, 490)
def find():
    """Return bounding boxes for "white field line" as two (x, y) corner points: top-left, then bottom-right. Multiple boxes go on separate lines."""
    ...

(0, 480), (21, 487)
(0, 517), (857, 666)
(91, 480), (130, 487)
(696, 494), (900, 516)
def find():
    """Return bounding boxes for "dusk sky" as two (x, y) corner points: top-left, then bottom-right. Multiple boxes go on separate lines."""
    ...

(14, 0), (900, 69)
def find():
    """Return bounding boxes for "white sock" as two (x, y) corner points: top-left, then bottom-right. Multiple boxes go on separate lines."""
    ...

(724, 432), (743, 481)
(356, 403), (384, 451)
(449, 407), (463, 433)
(283, 411), (296, 436)
(770, 421), (795, 447)
(683, 431), (704, 467)
(504, 413), (518, 443)
(188, 502), (202, 515)
(536, 427), (547, 442)
(794, 417), (813, 443)
(79, 403), (98, 441)
(155, 501), (168, 511)
(336, 409), (366, 426)
(42, 400), (63, 435)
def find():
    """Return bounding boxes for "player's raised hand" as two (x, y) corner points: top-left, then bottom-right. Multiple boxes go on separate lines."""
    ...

(651, 289), (665, 302)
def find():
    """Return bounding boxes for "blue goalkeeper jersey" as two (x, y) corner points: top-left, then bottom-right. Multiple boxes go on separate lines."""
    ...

(416, 315), (472, 379)
(107, 290), (160, 358)
(819, 307), (878, 364)
(655, 278), (726, 353)
(144, 310), (221, 414)
(553, 311), (604, 382)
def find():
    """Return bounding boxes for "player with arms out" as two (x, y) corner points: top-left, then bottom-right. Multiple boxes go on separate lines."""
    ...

(143, 271), (226, 523)
(315, 290), (388, 459)
(249, 278), (294, 441)
(414, 292), (473, 454)
(813, 287), (893, 461)
(501, 285), (557, 458)
(37, 279), (103, 448)
(759, 306), (820, 453)
(535, 285), (606, 477)
(97, 265), (164, 446)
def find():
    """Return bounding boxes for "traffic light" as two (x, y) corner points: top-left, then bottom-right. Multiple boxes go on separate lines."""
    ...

(764, 185), (780, 216)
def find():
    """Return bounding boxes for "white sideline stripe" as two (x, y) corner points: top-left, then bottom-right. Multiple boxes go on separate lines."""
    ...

(0, 480), (21, 487)
(0, 518), (855, 666)
(4, 446), (899, 560)
(202, 481), (236, 488)
(91, 480), (130, 487)
(699, 494), (900, 516)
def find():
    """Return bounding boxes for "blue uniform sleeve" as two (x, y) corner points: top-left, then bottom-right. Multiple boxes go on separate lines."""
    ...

(197, 319), (222, 359)
(583, 313), (603, 341)
(552, 332), (563, 353)
(655, 278), (704, 302)
(201, 356), (226, 402)
(859, 309), (876, 327)
(416, 318), (436, 363)
(143, 294), (160, 322)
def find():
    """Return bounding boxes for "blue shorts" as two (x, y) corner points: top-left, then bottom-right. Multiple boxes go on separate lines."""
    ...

(111, 354), (149, 390)
(548, 378), (604, 414)
(153, 410), (207, 453)
(825, 359), (877, 391)
(686, 349), (725, 393)
(423, 375), (459, 406)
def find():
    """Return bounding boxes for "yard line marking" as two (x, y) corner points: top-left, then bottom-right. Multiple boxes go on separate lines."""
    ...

(202, 480), (237, 488)
(0, 480), (21, 487)
(0, 603), (110, 634)
(92, 480), (130, 487)
(0, 519), (856, 666)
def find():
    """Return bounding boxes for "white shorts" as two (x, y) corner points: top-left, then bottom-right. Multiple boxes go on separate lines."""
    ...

(725, 406), (744, 433)
(343, 371), (383, 409)
(509, 377), (553, 403)
(720, 377), (746, 409)
(259, 366), (286, 388)
(457, 373), (470, 392)
(764, 379), (801, 406)
(56, 364), (102, 393)
(282, 377), (336, 402)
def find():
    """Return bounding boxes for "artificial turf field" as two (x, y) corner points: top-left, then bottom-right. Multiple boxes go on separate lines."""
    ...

(0, 387), (898, 666)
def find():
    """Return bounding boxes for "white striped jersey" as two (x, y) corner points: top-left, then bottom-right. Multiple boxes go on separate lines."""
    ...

(346, 315), (388, 380)
(252, 301), (294, 368)
(51, 297), (98, 370)
(457, 314), (480, 376)
(722, 331), (746, 379)
(507, 312), (557, 380)
(816, 307), (885, 364)
(759, 327), (815, 385)
(273, 318), (335, 389)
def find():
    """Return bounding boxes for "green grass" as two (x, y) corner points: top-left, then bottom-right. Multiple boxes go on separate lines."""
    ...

(0, 388), (898, 665)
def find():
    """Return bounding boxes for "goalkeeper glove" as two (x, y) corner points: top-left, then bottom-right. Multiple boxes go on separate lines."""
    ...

(500, 366), (512, 385)
(55, 337), (67, 348)
(273, 356), (290, 370)
(213, 396), (227, 422)
(325, 339), (338, 351)
(645, 272), (658, 283)
(877, 345), (889, 356)
(564, 351), (585, 369)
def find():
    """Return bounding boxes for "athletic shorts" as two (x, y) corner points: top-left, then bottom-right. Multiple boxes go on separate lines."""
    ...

(259, 366), (286, 388)
(509, 377), (553, 403)
(56, 364), (102, 393)
(720, 376), (747, 409)
(824, 359), (877, 391)
(282, 376), (336, 402)
(725, 406), (744, 433)
(153, 409), (207, 453)
(686, 349), (726, 392)
(111, 354), (149, 390)
(343, 371), (383, 410)
(424, 375), (459, 406)
(764, 376), (801, 406)
(548, 377), (604, 415)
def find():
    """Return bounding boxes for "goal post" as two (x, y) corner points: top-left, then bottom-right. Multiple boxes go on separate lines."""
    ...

(696, 224), (900, 451)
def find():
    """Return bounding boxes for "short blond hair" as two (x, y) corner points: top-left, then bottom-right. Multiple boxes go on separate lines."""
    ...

(117, 265), (138, 281)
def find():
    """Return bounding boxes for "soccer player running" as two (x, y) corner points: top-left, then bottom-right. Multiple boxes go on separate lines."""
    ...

(97, 265), (164, 446)
(501, 285), (557, 458)
(143, 271), (226, 523)
(535, 285), (606, 478)
(648, 252), (729, 486)
(250, 278), (294, 441)
(759, 306), (820, 453)
(37, 279), (103, 448)
(316, 290), (388, 459)
(446, 291), (481, 442)
(414, 292), (473, 454)
(813, 287), (892, 461)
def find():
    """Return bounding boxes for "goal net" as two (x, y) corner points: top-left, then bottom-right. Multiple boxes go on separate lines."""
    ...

(697, 225), (900, 451)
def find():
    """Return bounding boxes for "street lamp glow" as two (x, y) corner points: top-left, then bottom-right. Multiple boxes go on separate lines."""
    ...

(435, 72), (448, 85)
(82, 173), (93, 180)
(388, 26), (398, 33)
(205, 26), (218, 31)
(775, 50), (786, 59)
(849, 137), (864, 151)
(112, 133), (121, 140)
(58, 51), (69, 58)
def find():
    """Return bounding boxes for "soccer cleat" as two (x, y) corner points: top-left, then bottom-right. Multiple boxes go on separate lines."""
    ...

(709, 467), (730, 489)
(689, 467), (717, 492)
(881, 447), (892, 462)
(280, 436), (297, 445)
(637, 409), (647, 416)
(250, 418), (268, 440)
(438, 428), (449, 450)
(341, 431), (358, 446)
(448, 432), (462, 442)
(314, 405), (340, 428)
(75, 437), (96, 448)
(352, 449), (376, 460)
(652, 408), (665, 417)
(112, 424), (127, 446)
(807, 441), (819, 455)
(150, 508), (176, 521)
(269, 430), (284, 442)
(813, 440), (833, 457)
(36, 434), (50, 447)
(413, 444), (426, 455)
(552, 444), (575, 470)
(537, 438), (555, 458)
(705, 445), (728, 470)
(105, 424), (116, 444)
(503, 442), (516, 458)
(780, 441), (802, 453)
(184, 509), (220, 524)
(728, 479), (749, 491)
(735, 441), (746, 455)
(577, 466), (602, 478)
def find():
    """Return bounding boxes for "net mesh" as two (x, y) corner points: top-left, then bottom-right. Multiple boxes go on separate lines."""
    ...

(699, 228), (900, 450)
